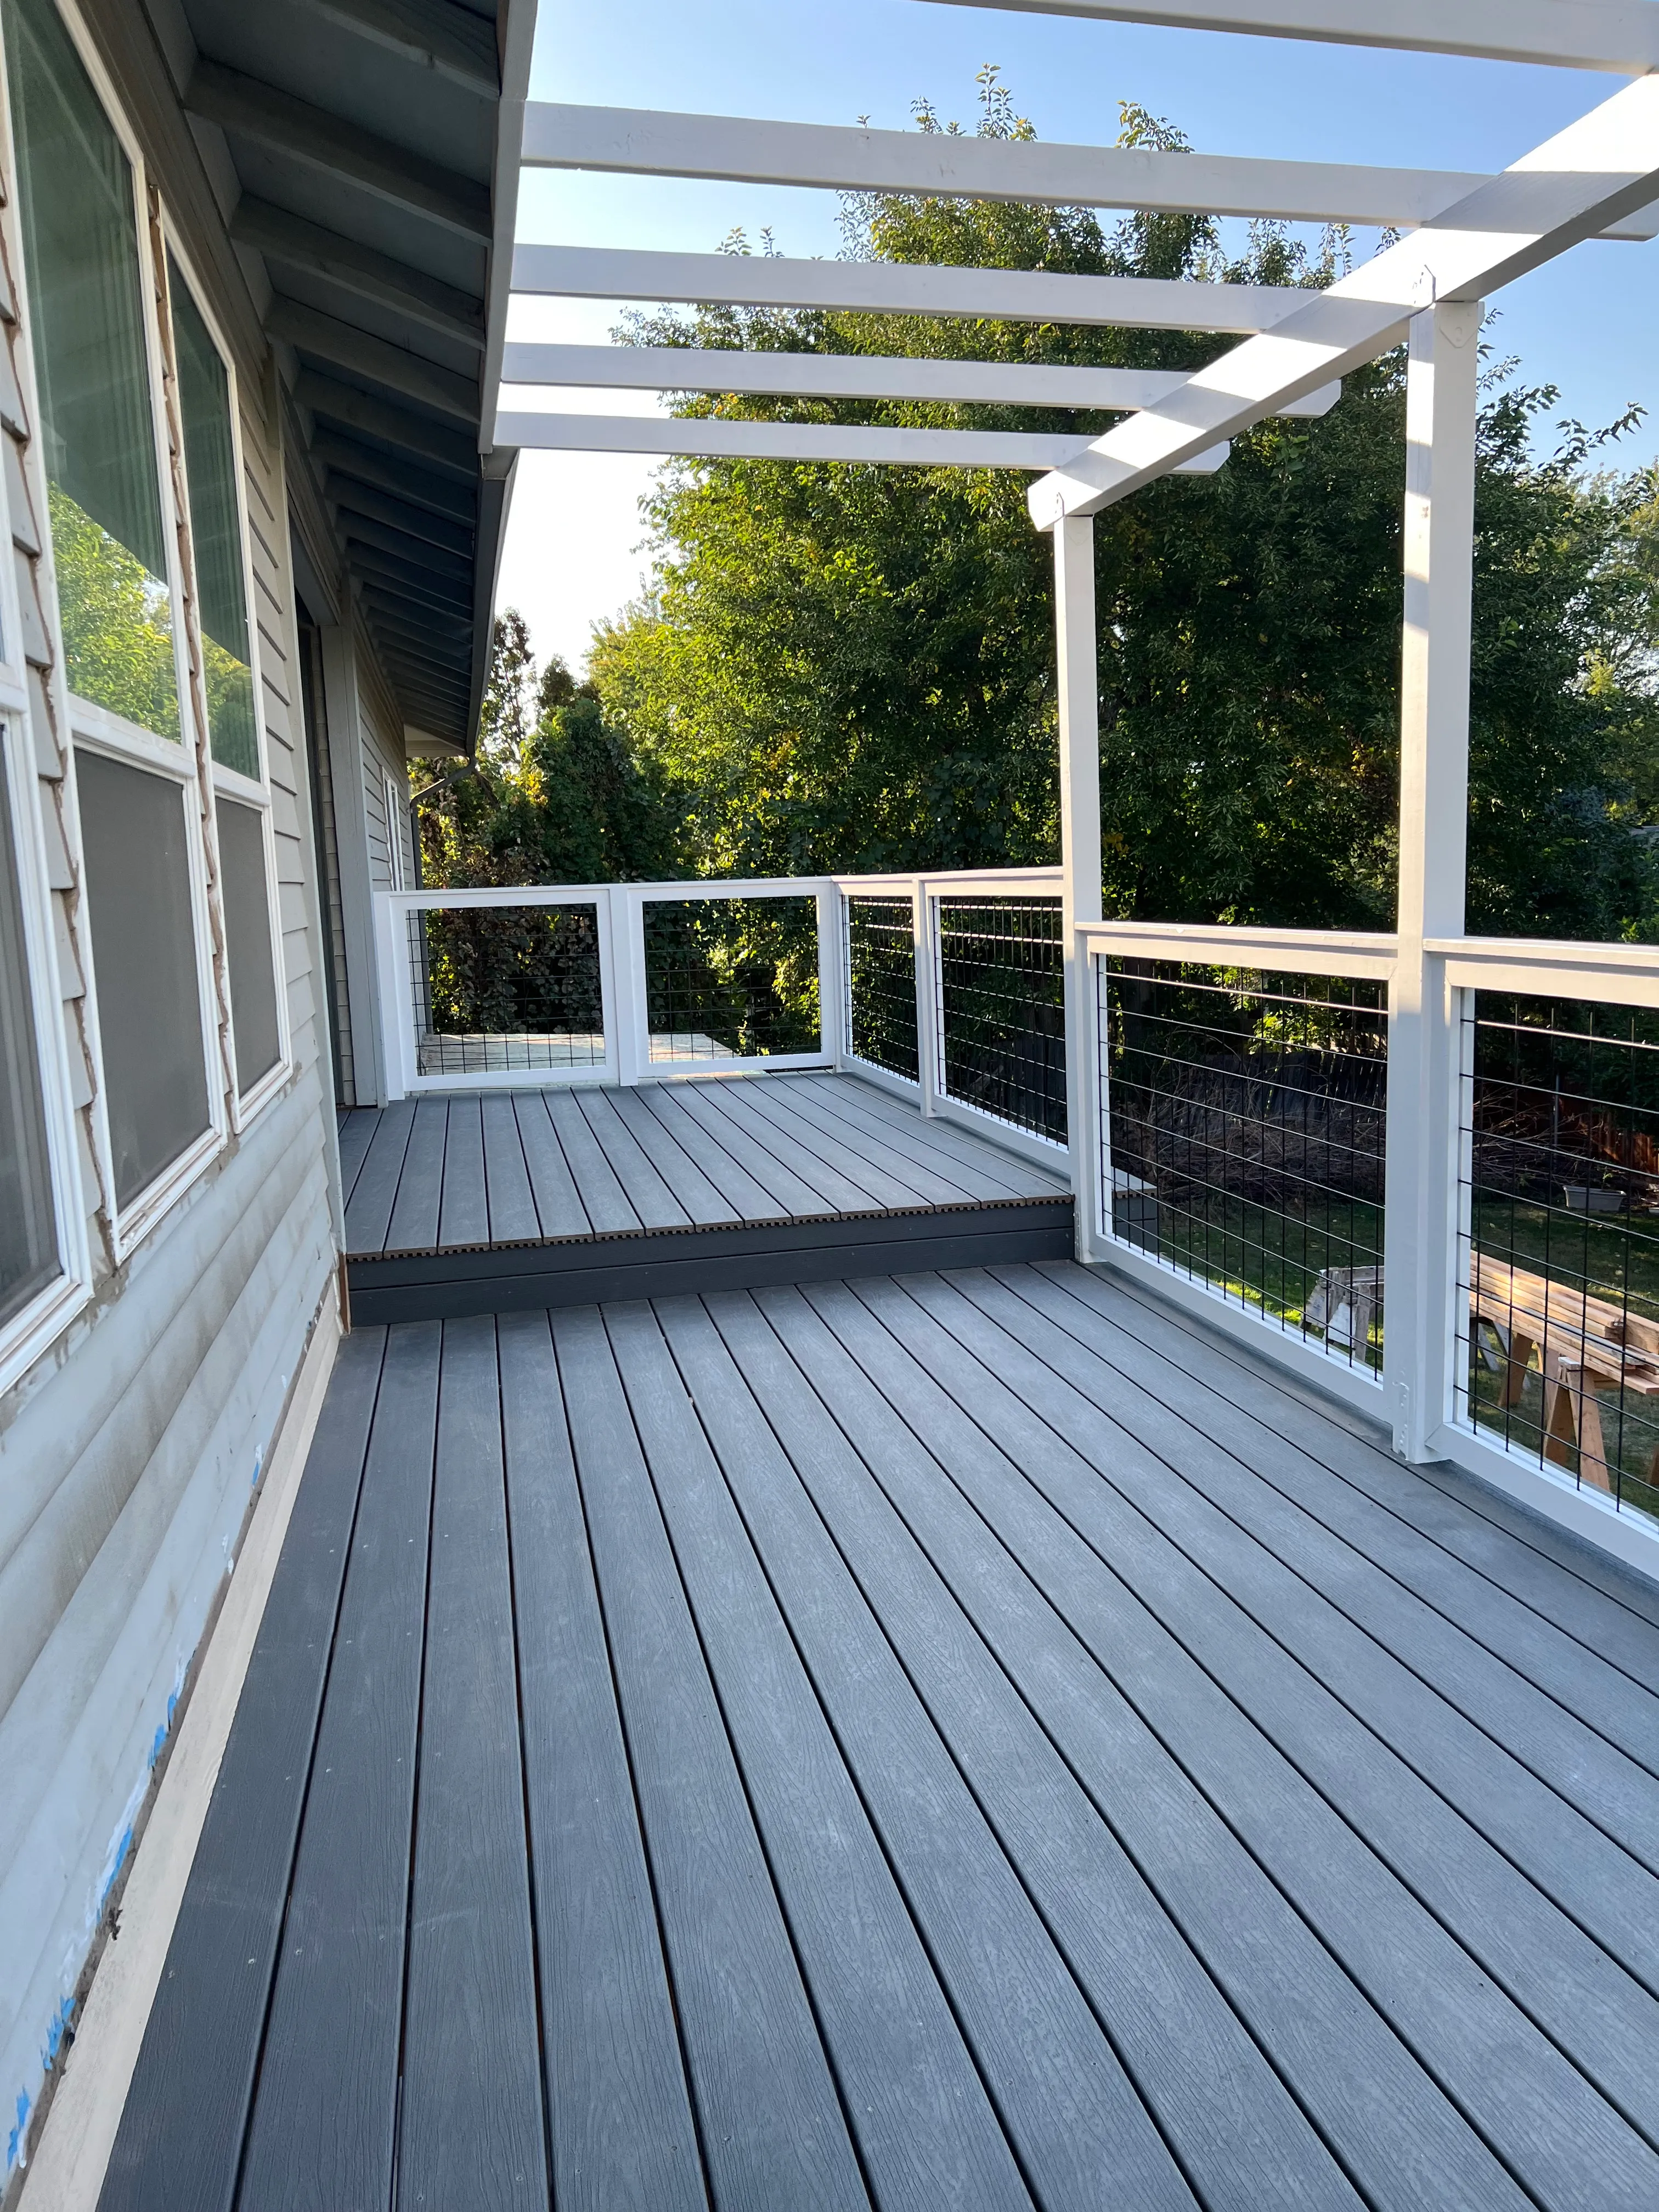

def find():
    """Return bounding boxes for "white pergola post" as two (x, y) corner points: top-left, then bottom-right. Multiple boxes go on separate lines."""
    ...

(1383, 300), (1481, 1460)
(1054, 514), (1104, 1251)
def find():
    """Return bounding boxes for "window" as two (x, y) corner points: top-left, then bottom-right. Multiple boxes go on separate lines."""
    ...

(216, 793), (280, 1094)
(169, 258), (256, 778)
(4, 0), (178, 742)
(0, 744), (57, 1328)
(75, 747), (210, 1207)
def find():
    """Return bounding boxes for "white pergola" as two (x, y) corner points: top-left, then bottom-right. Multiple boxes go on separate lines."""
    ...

(493, 1), (1659, 1474)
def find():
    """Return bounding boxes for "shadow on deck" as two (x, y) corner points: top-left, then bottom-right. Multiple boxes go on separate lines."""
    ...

(101, 1261), (1659, 2211)
(336, 1070), (1073, 1322)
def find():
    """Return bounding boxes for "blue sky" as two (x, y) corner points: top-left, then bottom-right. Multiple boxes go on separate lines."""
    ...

(497, 0), (1659, 673)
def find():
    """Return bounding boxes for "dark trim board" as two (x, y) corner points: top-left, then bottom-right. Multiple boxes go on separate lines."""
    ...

(347, 1198), (1075, 1322)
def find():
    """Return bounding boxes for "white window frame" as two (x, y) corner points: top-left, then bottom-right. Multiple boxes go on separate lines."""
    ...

(1, 0), (230, 1263)
(0, 708), (92, 1393)
(161, 226), (291, 1132)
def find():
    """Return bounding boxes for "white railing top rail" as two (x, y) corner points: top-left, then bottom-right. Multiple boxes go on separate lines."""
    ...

(1081, 917), (1398, 980)
(838, 866), (1064, 896)
(1427, 934), (1659, 1008)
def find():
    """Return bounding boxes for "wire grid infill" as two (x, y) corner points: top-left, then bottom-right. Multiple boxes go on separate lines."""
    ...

(406, 904), (605, 1076)
(845, 895), (919, 1082)
(1101, 960), (1387, 1368)
(642, 896), (821, 1063)
(934, 897), (1066, 1145)
(1458, 991), (1659, 1521)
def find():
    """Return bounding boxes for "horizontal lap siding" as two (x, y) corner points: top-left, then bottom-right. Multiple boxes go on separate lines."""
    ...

(0, 328), (338, 2169)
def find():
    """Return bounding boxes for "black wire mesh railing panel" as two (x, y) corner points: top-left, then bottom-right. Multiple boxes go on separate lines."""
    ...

(643, 896), (821, 1063)
(407, 904), (604, 1076)
(1458, 992), (1659, 1524)
(845, 895), (919, 1081)
(935, 898), (1066, 1143)
(1101, 960), (1388, 1368)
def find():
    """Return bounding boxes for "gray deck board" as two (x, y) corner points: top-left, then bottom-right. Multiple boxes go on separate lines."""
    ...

(698, 1081), (907, 1214)
(607, 1085), (743, 1224)
(766, 1077), (1006, 1206)
(553, 1304), (870, 2211)
(236, 1324), (439, 2210)
(990, 1265), (1659, 1776)
(1038, 1261), (1659, 1677)
(774, 1074), (1062, 1200)
(665, 1081), (838, 1217)
(631, 1085), (793, 1221)
(546, 1089), (640, 1233)
(481, 1092), (541, 1243)
(98, 1331), (388, 2212)
(399, 1317), (547, 2207)
(113, 1260), (1659, 2211)
(336, 1104), (380, 1205)
(827, 1275), (1659, 2166)
(386, 1096), (448, 1252)
(498, 1311), (706, 2211)
(750, 1284), (1513, 2212)
(686, 1291), (1325, 2212)
(436, 1094), (489, 1250)
(936, 1270), (1659, 1918)
(342, 1095), (416, 1254)
(610, 1300), (1039, 2212)
(576, 1088), (693, 1229)
(730, 1079), (942, 1212)
(513, 1091), (591, 1239)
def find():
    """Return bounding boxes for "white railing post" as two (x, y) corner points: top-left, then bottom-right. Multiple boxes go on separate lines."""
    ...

(913, 877), (942, 1113)
(609, 883), (650, 1086)
(1383, 300), (1480, 1462)
(816, 883), (845, 1067)
(1054, 513), (1103, 1246)
(373, 890), (413, 1100)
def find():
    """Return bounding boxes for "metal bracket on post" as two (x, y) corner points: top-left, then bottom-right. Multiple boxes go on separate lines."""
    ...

(1054, 512), (1103, 1248)
(1383, 300), (1481, 1462)
(913, 877), (941, 1114)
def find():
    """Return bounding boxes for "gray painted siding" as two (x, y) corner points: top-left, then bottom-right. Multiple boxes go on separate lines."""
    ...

(0, 53), (341, 2166)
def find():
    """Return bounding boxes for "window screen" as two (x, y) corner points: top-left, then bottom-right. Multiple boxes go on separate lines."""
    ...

(216, 795), (280, 1094)
(170, 262), (257, 778)
(5, 0), (178, 740)
(76, 748), (209, 1205)
(0, 748), (58, 1327)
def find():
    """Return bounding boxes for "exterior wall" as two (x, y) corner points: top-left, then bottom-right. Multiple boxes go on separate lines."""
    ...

(0, 3), (356, 2175)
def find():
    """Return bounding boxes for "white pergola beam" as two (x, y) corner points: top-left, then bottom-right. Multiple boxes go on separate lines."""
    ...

(1029, 72), (1659, 523)
(522, 103), (1659, 239)
(493, 409), (1231, 472)
(500, 341), (1341, 416)
(510, 244), (1312, 334)
(915, 0), (1659, 74)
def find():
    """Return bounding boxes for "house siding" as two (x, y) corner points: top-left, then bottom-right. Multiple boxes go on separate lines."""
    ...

(0, 3), (351, 2171)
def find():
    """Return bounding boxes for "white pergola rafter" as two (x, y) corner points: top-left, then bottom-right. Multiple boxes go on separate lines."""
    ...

(916, 0), (1659, 74)
(493, 409), (1231, 472)
(501, 340), (1341, 416)
(510, 242), (1313, 334)
(522, 102), (1659, 240)
(1026, 72), (1659, 524)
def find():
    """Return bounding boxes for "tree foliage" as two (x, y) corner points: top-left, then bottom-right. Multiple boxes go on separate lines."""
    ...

(584, 72), (1659, 940)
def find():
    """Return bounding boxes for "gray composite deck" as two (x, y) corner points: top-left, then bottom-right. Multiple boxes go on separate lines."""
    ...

(100, 1257), (1659, 2211)
(336, 1070), (1073, 1322)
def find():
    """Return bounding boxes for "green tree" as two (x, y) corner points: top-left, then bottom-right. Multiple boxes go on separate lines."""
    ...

(589, 75), (1659, 939)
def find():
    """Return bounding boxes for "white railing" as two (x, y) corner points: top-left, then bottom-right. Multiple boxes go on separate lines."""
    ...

(1079, 918), (1659, 1576)
(372, 870), (1065, 1168)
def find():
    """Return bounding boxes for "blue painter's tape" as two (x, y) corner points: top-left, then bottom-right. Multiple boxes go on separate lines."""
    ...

(7, 2086), (29, 2171)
